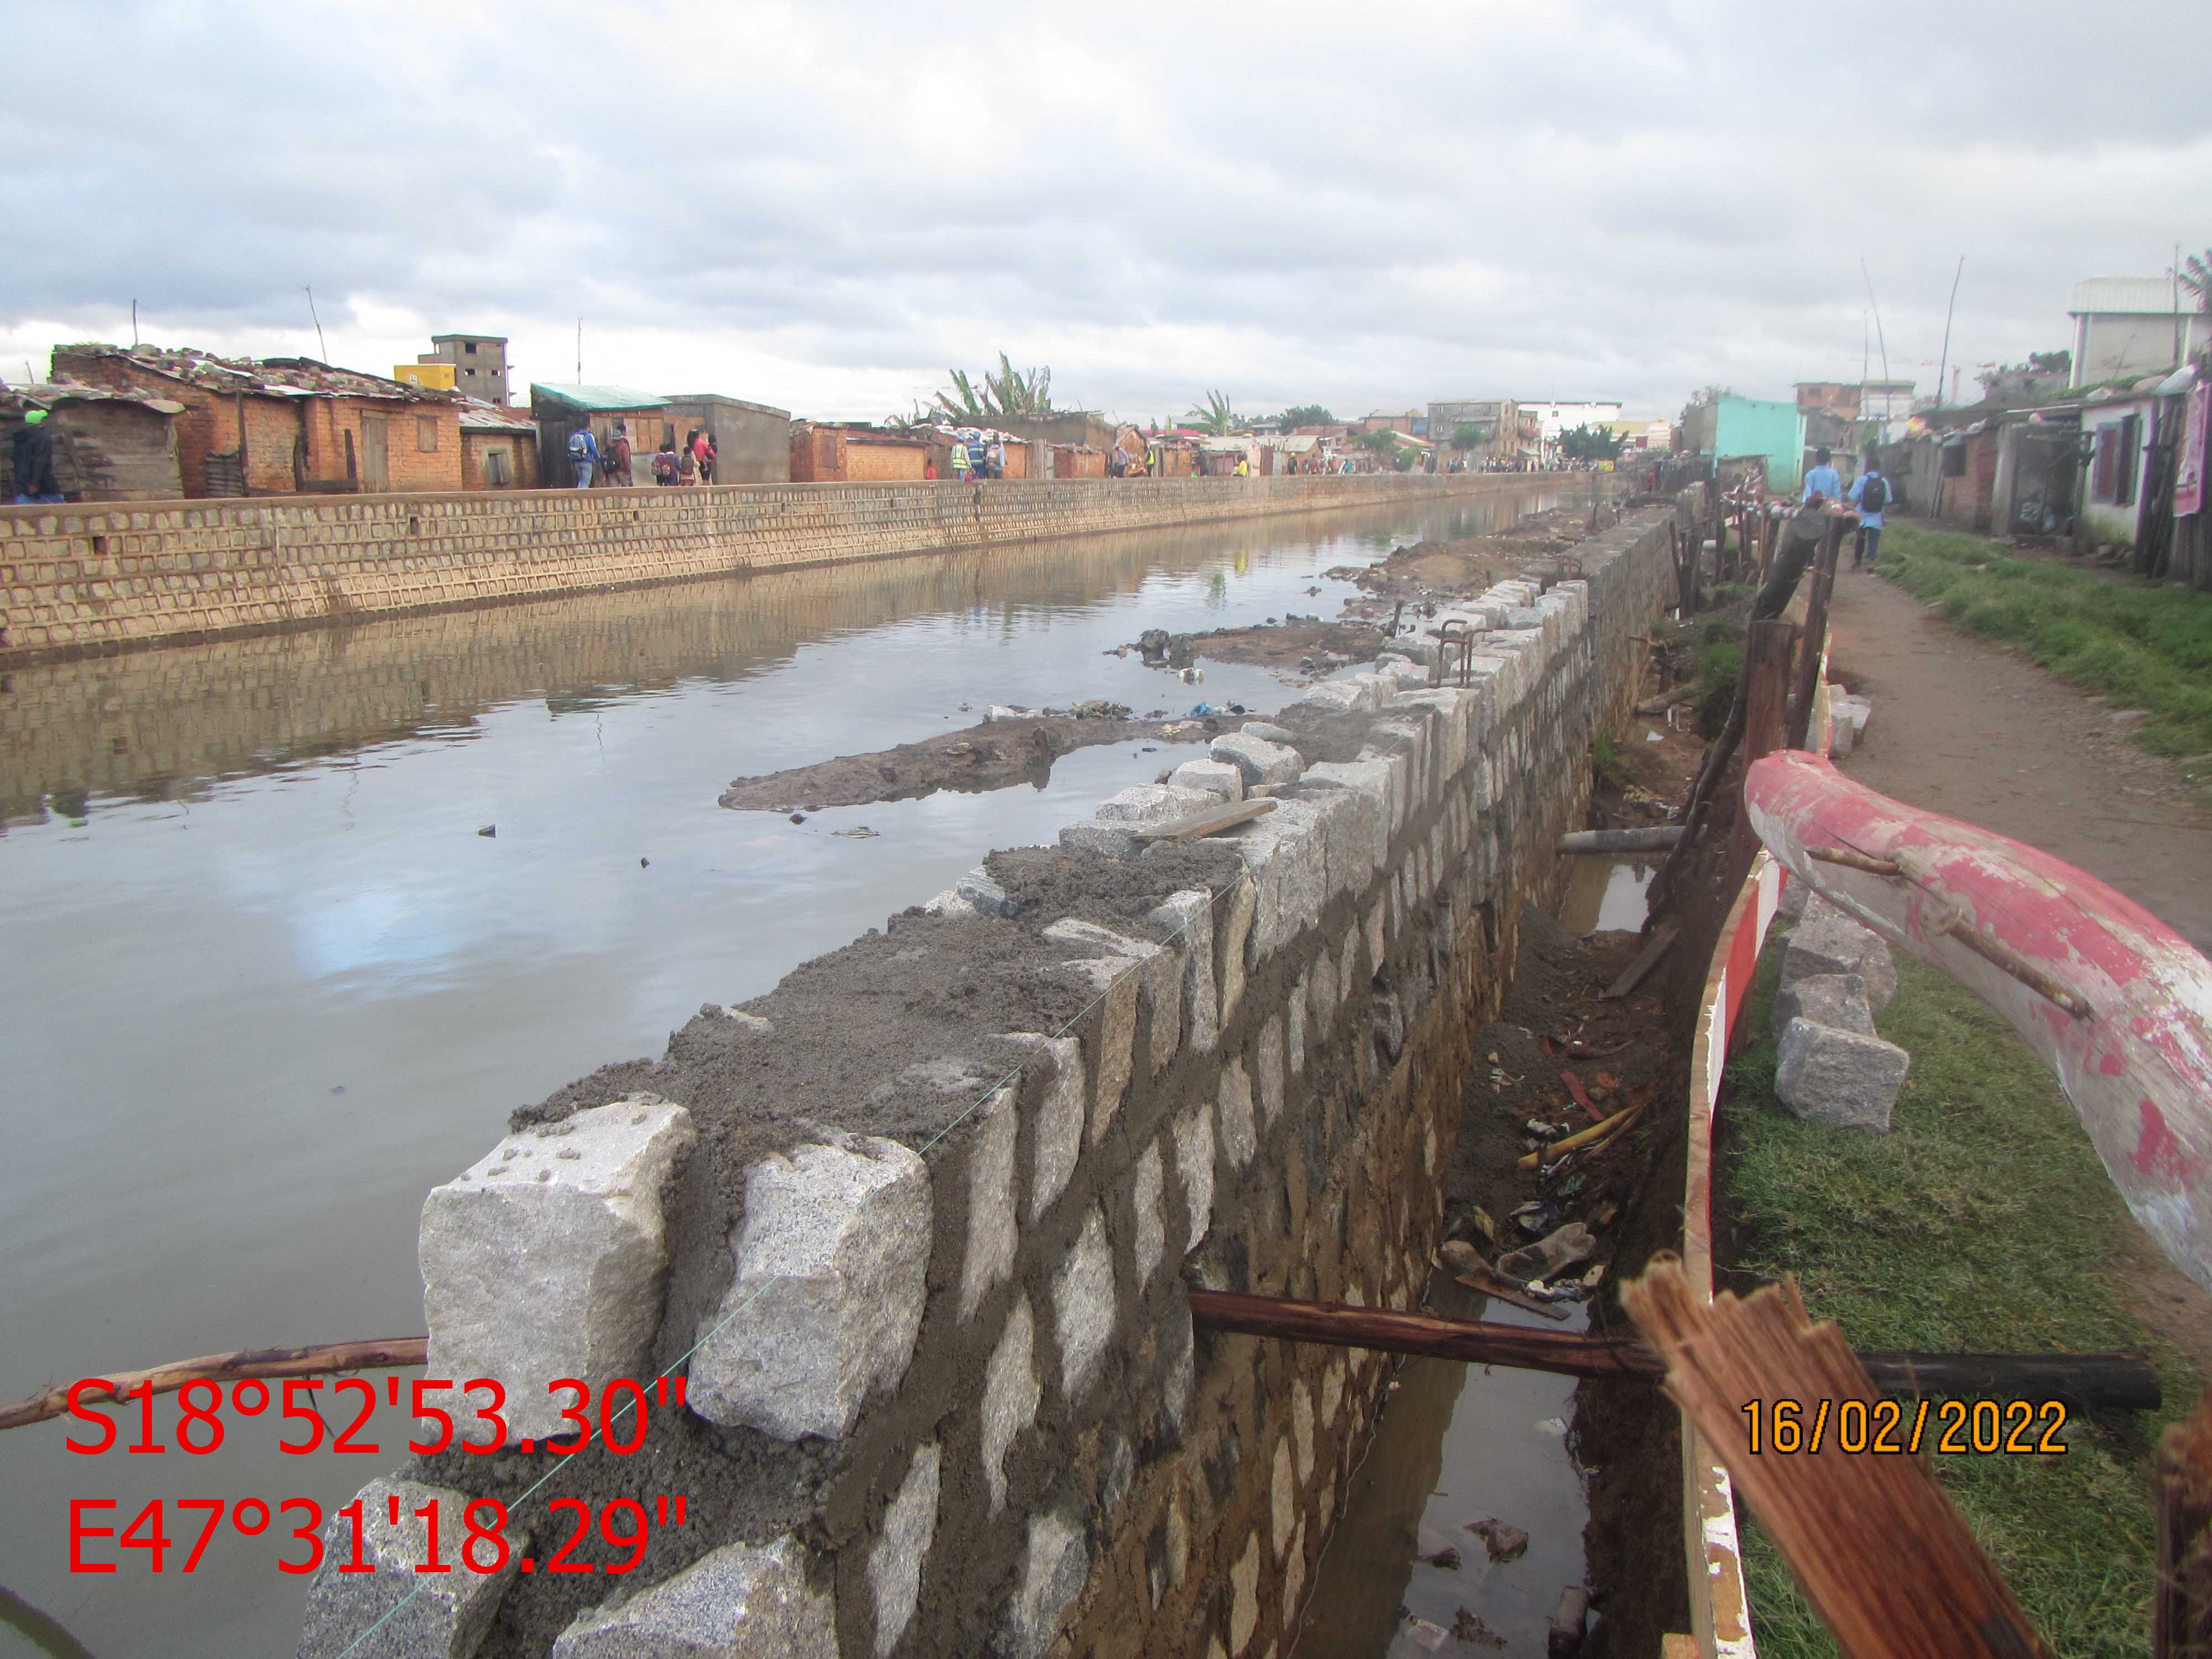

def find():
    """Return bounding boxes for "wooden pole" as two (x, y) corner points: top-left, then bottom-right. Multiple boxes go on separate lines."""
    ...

(1725, 619), (1797, 882)
(1786, 520), (1843, 750)
(2154, 1392), (2212, 1657)
(1186, 1290), (2159, 1407)
(1625, 1259), (2056, 1659)
(0, 1338), (427, 1432)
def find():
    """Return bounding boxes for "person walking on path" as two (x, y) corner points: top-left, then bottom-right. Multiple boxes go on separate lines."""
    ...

(1846, 460), (1890, 568)
(950, 439), (972, 482)
(11, 409), (63, 503)
(566, 422), (601, 488)
(692, 428), (716, 485)
(606, 420), (634, 488)
(1802, 445), (1841, 504)
(653, 436), (680, 485)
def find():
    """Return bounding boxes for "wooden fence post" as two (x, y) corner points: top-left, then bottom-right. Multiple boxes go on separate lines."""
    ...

(1786, 520), (1844, 749)
(1726, 619), (1797, 881)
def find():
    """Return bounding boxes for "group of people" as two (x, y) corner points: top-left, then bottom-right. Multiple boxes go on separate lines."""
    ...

(566, 420), (717, 488)
(1801, 445), (1892, 568)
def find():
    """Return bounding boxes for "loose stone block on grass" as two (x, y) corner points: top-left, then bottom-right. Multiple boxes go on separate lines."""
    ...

(1772, 971), (1875, 1038)
(1782, 895), (1898, 1010)
(1775, 1016), (1911, 1132)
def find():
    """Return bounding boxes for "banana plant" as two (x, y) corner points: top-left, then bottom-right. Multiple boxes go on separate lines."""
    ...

(1187, 390), (1241, 435)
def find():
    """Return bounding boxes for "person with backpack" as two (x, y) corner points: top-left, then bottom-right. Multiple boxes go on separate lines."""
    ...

(653, 436), (680, 486)
(606, 419), (634, 487)
(567, 422), (601, 488)
(1847, 460), (1891, 568)
(1802, 445), (1840, 504)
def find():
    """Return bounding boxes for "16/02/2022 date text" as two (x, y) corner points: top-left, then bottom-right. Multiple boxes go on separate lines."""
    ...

(70, 1493), (689, 1575)
(62, 1374), (685, 1457)
(1740, 1396), (2069, 1455)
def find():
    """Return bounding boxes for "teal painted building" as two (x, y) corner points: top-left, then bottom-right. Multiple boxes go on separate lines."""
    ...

(1712, 396), (1807, 491)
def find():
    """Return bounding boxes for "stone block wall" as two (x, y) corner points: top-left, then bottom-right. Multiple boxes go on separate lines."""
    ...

(0, 472), (1536, 664)
(295, 504), (1683, 1659)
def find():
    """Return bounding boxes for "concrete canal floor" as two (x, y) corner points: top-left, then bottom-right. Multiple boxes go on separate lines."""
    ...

(0, 488), (1559, 1658)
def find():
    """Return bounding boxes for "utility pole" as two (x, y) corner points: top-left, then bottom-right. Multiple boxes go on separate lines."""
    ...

(1935, 256), (1964, 410)
(131, 299), (139, 350)
(304, 286), (327, 363)
(1860, 258), (1891, 389)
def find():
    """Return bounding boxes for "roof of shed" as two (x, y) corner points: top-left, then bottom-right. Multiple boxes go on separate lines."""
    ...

(530, 382), (668, 411)
(2069, 276), (2192, 316)
(1, 379), (186, 416)
(57, 343), (461, 403)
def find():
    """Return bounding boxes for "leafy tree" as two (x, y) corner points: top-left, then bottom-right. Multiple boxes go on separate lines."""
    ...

(932, 353), (1055, 423)
(1187, 390), (1243, 435)
(1449, 421), (1493, 451)
(1554, 424), (1627, 463)
(2181, 249), (2212, 312)
(1355, 430), (1411, 468)
(1276, 404), (1335, 429)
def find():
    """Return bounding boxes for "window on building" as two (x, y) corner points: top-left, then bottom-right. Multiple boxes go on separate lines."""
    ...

(418, 416), (440, 452)
(2115, 415), (2140, 507)
(464, 341), (478, 354)
(484, 447), (509, 485)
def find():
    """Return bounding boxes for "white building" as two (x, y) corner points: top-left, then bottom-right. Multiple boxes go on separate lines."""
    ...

(1519, 399), (1625, 453)
(2067, 278), (2203, 387)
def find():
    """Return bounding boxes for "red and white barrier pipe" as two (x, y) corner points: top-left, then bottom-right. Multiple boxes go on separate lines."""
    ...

(1746, 750), (2212, 1292)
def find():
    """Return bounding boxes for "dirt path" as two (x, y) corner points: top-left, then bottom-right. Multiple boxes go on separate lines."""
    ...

(1827, 564), (2212, 1364)
(1827, 566), (2212, 953)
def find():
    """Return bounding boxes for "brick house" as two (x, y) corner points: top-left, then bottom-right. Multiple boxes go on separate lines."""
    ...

(50, 343), (465, 497)
(0, 382), (184, 499)
(458, 403), (541, 489)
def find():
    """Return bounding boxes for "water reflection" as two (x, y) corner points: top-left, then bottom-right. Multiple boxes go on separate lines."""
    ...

(0, 487), (1556, 1658)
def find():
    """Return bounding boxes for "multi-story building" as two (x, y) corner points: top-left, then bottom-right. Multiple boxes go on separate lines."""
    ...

(1519, 399), (1625, 457)
(2067, 279), (2204, 387)
(1427, 399), (1517, 459)
(419, 334), (512, 405)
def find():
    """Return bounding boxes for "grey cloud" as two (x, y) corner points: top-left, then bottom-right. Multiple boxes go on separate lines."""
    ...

(3, 0), (2206, 420)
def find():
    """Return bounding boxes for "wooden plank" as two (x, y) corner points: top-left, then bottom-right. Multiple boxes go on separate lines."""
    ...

(1605, 920), (1680, 998)
(1135, 796), (1277, 842)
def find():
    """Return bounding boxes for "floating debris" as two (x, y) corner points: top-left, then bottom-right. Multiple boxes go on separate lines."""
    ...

(831, 826), (880, 839)
(1452, 1608), (1507, 1648)
(1465, 1517), (1530, 1562)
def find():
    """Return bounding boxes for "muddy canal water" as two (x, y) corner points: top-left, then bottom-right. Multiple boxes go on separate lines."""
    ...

(0, 489), (1558, 1658)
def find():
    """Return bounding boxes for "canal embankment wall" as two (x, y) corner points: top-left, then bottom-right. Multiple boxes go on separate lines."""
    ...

(0, 472), (1551, 665)
(295, 502), (1684, 1659)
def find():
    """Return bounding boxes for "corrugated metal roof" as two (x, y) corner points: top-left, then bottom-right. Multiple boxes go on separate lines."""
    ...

(456, 401), (536, 432)
(2, 380), (185, 416)
(55, 343), (463, 403)
(2069, 276), (2189, 316)
(530, 382), (667, 411)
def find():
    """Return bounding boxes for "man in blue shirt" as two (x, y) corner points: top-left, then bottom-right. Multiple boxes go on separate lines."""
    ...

(1802, 445), (1841, 504)
(567, 423), (600, 488)
(1847, 460), (1892, 568)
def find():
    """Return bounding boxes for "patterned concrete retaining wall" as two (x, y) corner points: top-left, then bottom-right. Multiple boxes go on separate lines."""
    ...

(295, 504), (1682, 1659)
(0, 473), (1549, 664)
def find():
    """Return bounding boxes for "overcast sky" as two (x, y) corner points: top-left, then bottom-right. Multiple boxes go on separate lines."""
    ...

(3, 0), (2205, 424)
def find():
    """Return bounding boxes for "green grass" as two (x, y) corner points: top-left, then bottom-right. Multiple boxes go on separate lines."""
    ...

(1877, 521), (2212, 760)
(1720, 950), (2198, 1659)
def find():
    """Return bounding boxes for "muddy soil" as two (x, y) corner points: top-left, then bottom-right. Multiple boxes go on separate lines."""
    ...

(1172, 617), (1386, 675)
(1326, 504), (1599, 602)
(1440, 910), (1694, 1659)
(717, 710), (1246, 811)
